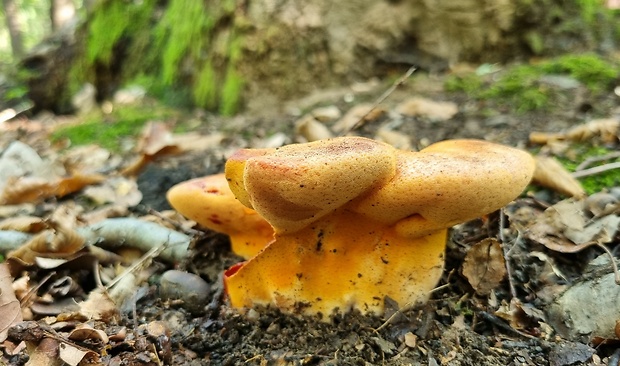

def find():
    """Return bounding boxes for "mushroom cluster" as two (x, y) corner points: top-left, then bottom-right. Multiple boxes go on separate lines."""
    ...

(222, 137), (535, 316)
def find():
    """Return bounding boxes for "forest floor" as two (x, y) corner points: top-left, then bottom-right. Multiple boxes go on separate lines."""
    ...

(1, 64), (620, 365)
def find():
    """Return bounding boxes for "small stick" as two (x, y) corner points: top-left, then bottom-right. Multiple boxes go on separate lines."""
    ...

(596, 242), (620, 285)
(499, 210), (518, 300)
(575, 151), (620, 171)
(572, 161), (620, 178)
(340, 66), (417, 136)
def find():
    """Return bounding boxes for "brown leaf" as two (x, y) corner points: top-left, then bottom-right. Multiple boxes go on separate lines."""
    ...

(396, 97), (458, 121)
(0, 264), (23, 342)
(0, 217), (46, 233)
(7, 223), (85, 266)
(532, 156), (585, 198)
(462, 238), (507, 295)
(0, 177), (54, 205)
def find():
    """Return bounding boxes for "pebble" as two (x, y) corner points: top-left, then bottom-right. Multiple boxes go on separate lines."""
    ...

(159, 270), (211, 313)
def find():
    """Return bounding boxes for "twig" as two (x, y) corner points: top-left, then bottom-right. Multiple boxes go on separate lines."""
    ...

(339, 66), (417, 136)
(499, 210), (518, 300)
(572, 161), (620, 178)
(104, 243), (167, 291)
(595, 242), (620, 285)
(575, 151), (620, 171)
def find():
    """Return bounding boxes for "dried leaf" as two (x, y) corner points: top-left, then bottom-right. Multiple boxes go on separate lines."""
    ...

(7, 223), (85, 266)
(332, 104), (385, 133)
(0, 264), (22, 342)
(77, 291), (118, 322)
(68, 325), (109, 343)
(530, 118), (620, 144)
(532, 156), (585, 198)
(527, 198), (620, 252)
(0, 177), (54, 205)
(0, 217), (46, 232)
(53, 174), (106, 198)
(122, 122), (182, 176)
(295, 115), (333, 142)
(462, 238), (506, 295)
(58, 342), (95, 366)
(395, 97), (458, 121)
(27, 337), (63, 366)
(374, 128), (412, 150)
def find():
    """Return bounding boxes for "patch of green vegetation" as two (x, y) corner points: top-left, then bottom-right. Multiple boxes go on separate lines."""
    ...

(444, 53), (619, 114)
(152, 0), (246, 114)
(558, 144), (620, 195)
(541, 53), (619, 92)
(51, 104), (178, 151)
(87, 0), (156, 66)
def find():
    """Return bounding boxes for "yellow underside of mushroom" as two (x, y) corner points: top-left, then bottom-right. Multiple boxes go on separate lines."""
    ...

(225, 209), (446, 316)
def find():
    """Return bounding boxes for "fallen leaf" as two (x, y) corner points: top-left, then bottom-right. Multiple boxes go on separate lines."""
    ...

(0, 264), (23, 342)
(374, 128), (412, 150)
(532, 156), (585, 198)
(395, 97), (458, 121)
(462, 238), (506, 295)
(58, 342), (95, 366)
(332, 104), (386, 133)
(295, 115), (333, 142)
(530, 118), (620, 145)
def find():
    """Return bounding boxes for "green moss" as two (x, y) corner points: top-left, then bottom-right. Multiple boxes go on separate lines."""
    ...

(87, 0), (155, 66)
(154, 0), (245, 114)
(219, 66), (244, 116)
(558, 145), (620, 194)
(155, 0), (215, 84)
(444, 53), (619, 114)
(193, 61), (219, 110)
(51, 104), (178, 151)
(541, 53), (618, 93)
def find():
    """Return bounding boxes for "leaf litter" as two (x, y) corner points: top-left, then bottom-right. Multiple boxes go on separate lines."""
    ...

(1, 71), (620, 365)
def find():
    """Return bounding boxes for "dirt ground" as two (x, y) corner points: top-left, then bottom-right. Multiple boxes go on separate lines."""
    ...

(2, 69), (620, 365)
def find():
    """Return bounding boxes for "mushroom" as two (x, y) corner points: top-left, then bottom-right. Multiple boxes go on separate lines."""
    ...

(166, 173), (274, 259)
(223, 137), (535, 316)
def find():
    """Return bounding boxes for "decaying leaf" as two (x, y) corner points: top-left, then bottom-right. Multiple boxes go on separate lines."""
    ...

(495, 298), (546, 332)
(375, 128), (413, 150)
(332, 104), (386, 133)
(462, 238), (507, 295)
(0, 217), (46, 232)
(77, 290), (118, 322)
(121, 122), (182, 176)
(0, 264), (23, 342)
(532, 156), (585, 198)
(527, 198), (620, 253)
(295, 115), (334, 142)
(58, 342), (97, 366)
(7, 223), (85, 266)
(530, 118), (620, 145)
(395, 97), (459, 121)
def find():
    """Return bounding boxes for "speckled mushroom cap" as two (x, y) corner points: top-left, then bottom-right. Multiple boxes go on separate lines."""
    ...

(166, 173), (273, 259)
(352, 139), (536, 237)
(225, 137), (397, 233)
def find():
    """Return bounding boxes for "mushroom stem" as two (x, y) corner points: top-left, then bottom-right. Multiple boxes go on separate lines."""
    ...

(225, 209), (446, 315)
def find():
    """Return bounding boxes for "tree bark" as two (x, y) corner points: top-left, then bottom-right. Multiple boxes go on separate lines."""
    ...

(2, 0), (24, 59)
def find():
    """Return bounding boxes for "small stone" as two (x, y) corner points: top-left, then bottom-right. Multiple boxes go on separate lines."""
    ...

(159, 270), (210, 313)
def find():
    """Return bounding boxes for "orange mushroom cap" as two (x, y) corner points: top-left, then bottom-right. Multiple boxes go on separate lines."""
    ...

(224, 137), (535, 316)
(166, 173), (273, 259)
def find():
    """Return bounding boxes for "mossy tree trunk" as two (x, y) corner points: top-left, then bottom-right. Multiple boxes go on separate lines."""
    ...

(22, 0), (618, 115)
